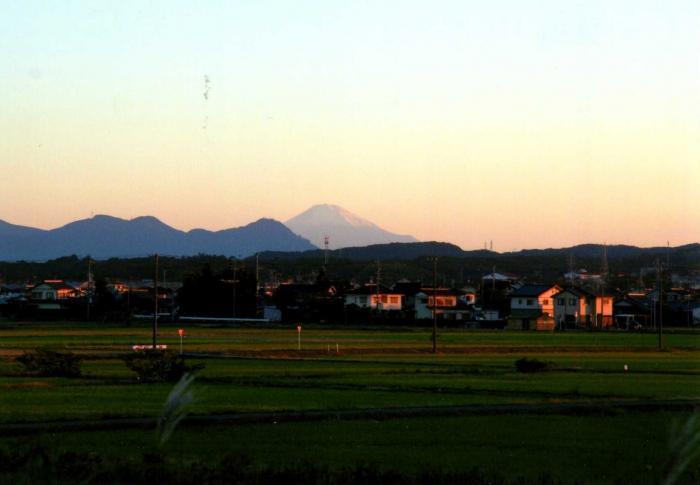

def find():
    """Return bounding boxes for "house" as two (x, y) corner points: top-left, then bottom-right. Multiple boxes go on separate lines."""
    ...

(274, 282), (340, 321)
(552, 287), (593, 329)
(344, 284), (402, 311)
(482, 272), (521, 291)
(552, 286), (614, 329)
(413, 288), (472, 321)
(0, 284), (26, 304)
(28, 280), (79, 310)
(613, 296), (650, 328)
(591, 291), (614, 328)
(562, 269), (602, 282)
(507, 284), (561, 330)
(646, 288), (691, 304)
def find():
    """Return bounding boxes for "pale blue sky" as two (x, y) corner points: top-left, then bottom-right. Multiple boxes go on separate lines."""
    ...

(1, 1), (698, 249)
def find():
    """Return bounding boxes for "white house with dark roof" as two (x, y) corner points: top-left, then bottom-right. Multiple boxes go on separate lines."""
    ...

(553, 287), (593, 328)
(344, 284), (402, 311)
(508, 284), (561, 330)
(552, 286), (614, 329)
(414, 288), (473, 320)
(28, 280), (79, 310)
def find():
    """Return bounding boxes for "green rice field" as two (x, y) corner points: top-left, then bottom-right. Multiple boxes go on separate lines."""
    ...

(1, 322), (699, 483)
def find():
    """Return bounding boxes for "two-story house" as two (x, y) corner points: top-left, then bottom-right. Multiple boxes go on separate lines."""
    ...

(414, 288), (472, 320)
(552, 286), (614, 329)
(344, 284), (402, 311)
(553, 287), (593, 328)
(507, 284), (561, 330)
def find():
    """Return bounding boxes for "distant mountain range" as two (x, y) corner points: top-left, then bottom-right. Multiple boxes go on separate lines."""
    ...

(1, 206), (698, 266)
(285, 204), (417, 249)
(0, 215), (316, 261)
(0, 204), (418, 261)
(260, 241), (700, 263)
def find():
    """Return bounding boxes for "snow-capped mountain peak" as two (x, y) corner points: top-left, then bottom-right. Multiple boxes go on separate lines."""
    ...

(293, 204), (376, 228)
(284, 204), (417, 249)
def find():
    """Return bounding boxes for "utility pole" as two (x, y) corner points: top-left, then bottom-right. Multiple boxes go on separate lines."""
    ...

(432, 257), (438, 354)
(232, 259), (237, 319)
(599, 244), (609, 329)
(256, 254), (260, 290)
(255, 254), (260, 317)
(153, 254), (159, 349)
(86, 258), (93, 321)
(126, 276), (131, 322)
(375, 261), (381, 315)
(657, 258), (663, 350)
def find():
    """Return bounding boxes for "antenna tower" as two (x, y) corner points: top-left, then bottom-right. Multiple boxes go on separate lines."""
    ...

(324, 235), (330, 265)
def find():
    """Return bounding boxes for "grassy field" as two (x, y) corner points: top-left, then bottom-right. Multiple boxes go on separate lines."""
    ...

(1, 322), (699, 483)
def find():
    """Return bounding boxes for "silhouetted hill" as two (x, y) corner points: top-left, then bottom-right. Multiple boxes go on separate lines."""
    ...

(511, 244), (679, 259)
(259, 241), (699, 263)
(260, 241), (467, 261)
(0, 220), (43, 238)
(0, 216), (316, 261)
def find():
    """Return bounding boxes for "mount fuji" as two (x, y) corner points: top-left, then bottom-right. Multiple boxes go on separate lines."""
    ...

(284, 204), (418, 249)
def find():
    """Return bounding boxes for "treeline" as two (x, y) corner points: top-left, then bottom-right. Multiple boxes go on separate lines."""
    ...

(0, 242), (698, 287)
(0, 255), (234, 283)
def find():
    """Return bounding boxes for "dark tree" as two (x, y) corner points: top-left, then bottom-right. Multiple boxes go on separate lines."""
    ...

(177, 264), (257, 318)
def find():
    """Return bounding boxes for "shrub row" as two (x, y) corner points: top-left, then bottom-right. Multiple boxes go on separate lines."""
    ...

(15, 349), (203, 382)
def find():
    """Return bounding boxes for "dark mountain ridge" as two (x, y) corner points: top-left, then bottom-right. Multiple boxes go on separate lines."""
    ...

(259, 241), (699, 262)
(0, 215), (316, 261)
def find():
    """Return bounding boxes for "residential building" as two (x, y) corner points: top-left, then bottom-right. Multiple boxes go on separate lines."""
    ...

(345, 284), (402, 311)
(414, 288), (472, 320)
(553, 287), (592, 328)
(507, 284), (561, 330)
(482, 272), (521, 291)
(27, 280), (79, 310)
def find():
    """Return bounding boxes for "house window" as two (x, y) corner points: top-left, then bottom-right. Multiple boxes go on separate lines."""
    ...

(527, 299), (534, 306)
(358, 296), (367, 305)
(389, 296), (399, 305)
(557, 299), (565, 306)
(381, 295), (388, 304)
(542, 299), (549, 305)
(518, 299), (523, 305)
(569, 299), (576, 306)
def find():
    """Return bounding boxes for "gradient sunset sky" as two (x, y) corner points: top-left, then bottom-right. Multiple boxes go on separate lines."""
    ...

(1, 1), (698, 251)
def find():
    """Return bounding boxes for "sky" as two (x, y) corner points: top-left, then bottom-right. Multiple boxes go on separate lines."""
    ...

(1, 1), (699, 251)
